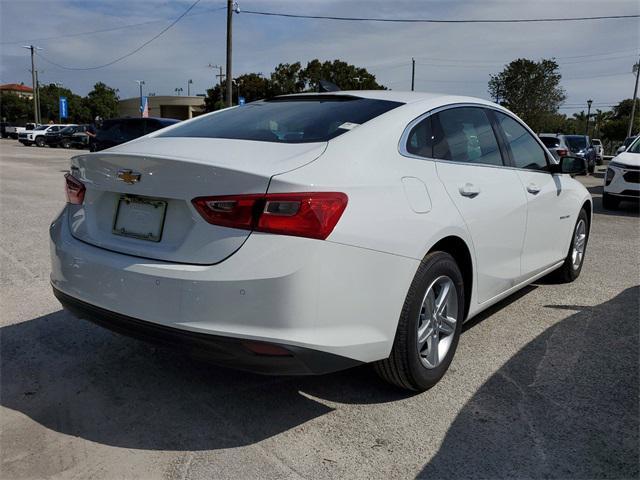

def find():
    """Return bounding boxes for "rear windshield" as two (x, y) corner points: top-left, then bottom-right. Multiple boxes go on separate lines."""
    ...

(565, 136), (588, 151)
(540, 137), (560, 148)
(159, 96), (404, 143)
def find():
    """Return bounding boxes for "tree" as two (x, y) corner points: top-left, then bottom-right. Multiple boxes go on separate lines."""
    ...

(83, 82), (119, 120)
(488, 58), (566, 132)
(37, 84), (89, 123)
(0, 92), (33, 124)
(270, 62), (305, 96)
(204, 59), (385, 112)
(301, 59), (385, 91)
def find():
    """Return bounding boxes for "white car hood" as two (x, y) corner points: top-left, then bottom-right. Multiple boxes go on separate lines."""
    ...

(612, 151), (640, 167)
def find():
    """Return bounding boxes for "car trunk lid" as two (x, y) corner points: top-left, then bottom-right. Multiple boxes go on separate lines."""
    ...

(67, 137), (326, 264)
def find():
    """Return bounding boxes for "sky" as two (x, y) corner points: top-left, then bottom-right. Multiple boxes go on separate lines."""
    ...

(0, 0), (638, 115)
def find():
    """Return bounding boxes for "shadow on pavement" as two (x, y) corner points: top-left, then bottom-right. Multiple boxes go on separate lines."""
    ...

(0, 309), (410, 451)
(419, 286), (639, 479)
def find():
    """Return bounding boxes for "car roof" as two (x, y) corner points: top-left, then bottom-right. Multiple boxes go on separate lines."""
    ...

(276, 90), (496, 106)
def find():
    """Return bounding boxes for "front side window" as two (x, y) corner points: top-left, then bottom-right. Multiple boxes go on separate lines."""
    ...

(494, 112), (548, 170)
(431, 107), (503, 166)
(159, 96), (403, 144)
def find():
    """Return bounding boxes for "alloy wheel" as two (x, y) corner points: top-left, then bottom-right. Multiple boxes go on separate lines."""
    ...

(572, 219), (587, 270)
(417, 275), (458, 369)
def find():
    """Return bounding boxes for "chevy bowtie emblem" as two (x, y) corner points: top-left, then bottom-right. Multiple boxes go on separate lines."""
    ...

(117, 169), (141, 184)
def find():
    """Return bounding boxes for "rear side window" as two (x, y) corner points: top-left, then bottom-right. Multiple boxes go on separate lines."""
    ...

(494, 112), (548, 170)
(406, 116), (434, 158)
(159, 96), (403, 143)
(540, 136), (560, 148)
(431, 107), (503, 166)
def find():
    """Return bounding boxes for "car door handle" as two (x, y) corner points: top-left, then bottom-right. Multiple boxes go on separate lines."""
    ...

(459, 183), (480, 198)
(526, 183), (541, 195)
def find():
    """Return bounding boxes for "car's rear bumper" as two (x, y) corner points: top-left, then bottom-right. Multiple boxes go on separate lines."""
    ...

(50, 207), (418, 365)
(53, 287), (361, 375)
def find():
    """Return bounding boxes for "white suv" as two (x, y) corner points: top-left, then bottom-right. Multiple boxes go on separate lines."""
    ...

(19, 124), (74, 147)
(604, 136), (640, 209)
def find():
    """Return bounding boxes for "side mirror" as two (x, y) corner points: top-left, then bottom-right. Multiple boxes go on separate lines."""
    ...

(557, 156), (587, 175)
(618, 145), (627, 152)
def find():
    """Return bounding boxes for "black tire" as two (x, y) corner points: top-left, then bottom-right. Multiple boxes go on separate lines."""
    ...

(374, 251), (464, 391)
(550, 208), (589, 283)
(588, 163), (595, 174)
(602, 192), (620, 210)
(62, 140), (71, 149)
(35, 137), (45, 147)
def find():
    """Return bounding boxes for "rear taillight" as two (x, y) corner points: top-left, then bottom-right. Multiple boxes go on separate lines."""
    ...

(192, 192), (348, 240)
(557, 148), (568, 157)
(64, 173), (85, 204)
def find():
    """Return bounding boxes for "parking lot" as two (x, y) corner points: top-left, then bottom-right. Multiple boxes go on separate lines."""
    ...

(0, 138), (638, 479)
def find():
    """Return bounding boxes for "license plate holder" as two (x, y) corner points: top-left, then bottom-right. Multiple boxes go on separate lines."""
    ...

(112, 195), (167, 242)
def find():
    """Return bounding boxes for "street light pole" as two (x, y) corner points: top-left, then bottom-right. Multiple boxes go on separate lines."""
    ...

(586, 99), (592, 136)
(225, 0), (236, 107)
(627, 58), (640, 138)
(187, 79), (193, 96)
(411, 58), (415, 92)
(135, 80), (145, 118)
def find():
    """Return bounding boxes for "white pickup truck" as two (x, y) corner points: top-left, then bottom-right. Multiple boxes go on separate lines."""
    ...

(18, 124), (73, 147)
(5, 123), (38, 139)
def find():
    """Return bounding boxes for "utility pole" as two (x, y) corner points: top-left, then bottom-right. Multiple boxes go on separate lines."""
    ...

(627, 58), (640, 138)
(23, 45), (41, 124)
(225, 0), (234, 107)
(35, 70), (42, 124)
(585, 99), (592, 136)
(135, 80), (145, 118)
(411, 58), (415, 91)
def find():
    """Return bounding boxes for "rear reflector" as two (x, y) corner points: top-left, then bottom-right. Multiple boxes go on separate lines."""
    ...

(242, 341), (293, 356)
(64, 173), (85, 204)
(192, 192), (348, 240)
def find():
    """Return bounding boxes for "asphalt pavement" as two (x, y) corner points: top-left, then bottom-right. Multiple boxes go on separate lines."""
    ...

(1, 139), (638, 479)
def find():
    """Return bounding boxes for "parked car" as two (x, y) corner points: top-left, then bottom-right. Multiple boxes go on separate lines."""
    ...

(51, 92), (591, 391)
(92, 117), (179, 151)
(616, 136), (638, 155)
(604, 136), (640, 209)
(539, 134), (596, 173)
(19, 124), (74, 146)
(6, 122), (37, 139)
(538, 134), (568, 162)
(45, 124), (89, 148)
(592, 138), (604, 165)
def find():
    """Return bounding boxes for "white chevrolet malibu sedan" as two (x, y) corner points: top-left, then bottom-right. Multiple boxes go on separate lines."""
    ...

(51, 92), (591, 391)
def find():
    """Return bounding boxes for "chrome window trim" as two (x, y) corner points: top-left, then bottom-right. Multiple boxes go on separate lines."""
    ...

(398, 102), (556, 173)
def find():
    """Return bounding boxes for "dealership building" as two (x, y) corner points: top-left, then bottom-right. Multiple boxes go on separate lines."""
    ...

(118, 95), (205, 120)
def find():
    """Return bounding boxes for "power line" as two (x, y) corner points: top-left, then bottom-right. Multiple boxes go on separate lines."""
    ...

(241, 9), (640, 24)
(0, 5), (225, 45)
(34, 0), (203, 71)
